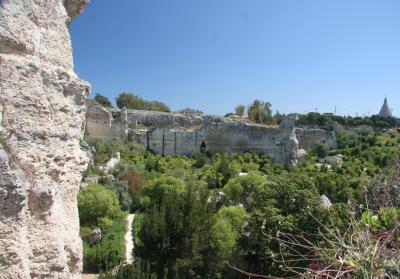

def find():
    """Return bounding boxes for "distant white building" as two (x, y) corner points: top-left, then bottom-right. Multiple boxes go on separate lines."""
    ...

(379, 98), (393, 117)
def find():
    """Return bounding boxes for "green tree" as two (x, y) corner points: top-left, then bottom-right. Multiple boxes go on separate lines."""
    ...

(235, 105), (246, 116)
(239, 174), (329, 277)
(222, 172), (266, 209)
(94, 93), (113, 108)
(141, 176), (185, 207)
(148, 101), (171, 112)
(79, 184), (127, 273)
(105, 181), (133, 211)
(217, 206), (248, 233)
(202, 153), (240, 188)
(248, 100), (273, 124)
(116, 92), (144, 109)
(78, 184), (120, 227)
(137, 181), (233, 278)
(116, 92), (170, 112)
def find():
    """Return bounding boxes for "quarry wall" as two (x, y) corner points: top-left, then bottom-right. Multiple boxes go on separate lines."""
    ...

(296, 128), (337, 150)
(0, 1), (90, 278)
(86, 101), (337, 167)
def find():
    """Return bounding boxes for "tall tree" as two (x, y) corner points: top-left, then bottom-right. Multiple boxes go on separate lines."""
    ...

(248, 100), (273, 124)
(235, 105), (246, 116)
(116, 93), (144, 109)
(136, 179), (236, 278)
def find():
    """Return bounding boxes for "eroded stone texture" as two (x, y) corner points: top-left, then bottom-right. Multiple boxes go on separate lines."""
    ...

(86, 101), (338, 167)
(0, 0), (89, 278)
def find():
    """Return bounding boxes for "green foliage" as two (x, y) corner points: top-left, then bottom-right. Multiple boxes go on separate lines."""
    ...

(314, 143), (328, 158)
(94, 93), (113, 108)
(277, 206), (400, 279)
(379, 208), (400, 230)
(105, 181), (133, 211)
(85, 137), (144, 166)
(99, 263), (143, 279)
(217, 206), (248, 233)
(83, 213), (127, 273)
(78, 184), (127, 273)
(82, 132), (398, 278)
(315, 173), (364, 203)
(238, 173), (329, 276)
(234, 105), (245, 116)
(361, 211), (381, 230)
(210, 218), (236, 258)
(248, 100), (273, 125)
(297, 112), (400, 129)
(176, 108), (204, 115)
(78, 184), (120, 228)
(222, 172), (265, 209)
(361, 208), (400, 231)
(141, 176), (185, 206)
(136, 181), (234, 278)
(201, 153), (240, 188)
(116, 92), (170, 112)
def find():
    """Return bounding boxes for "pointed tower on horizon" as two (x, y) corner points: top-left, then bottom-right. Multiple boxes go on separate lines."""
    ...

(379, 97), (393, 117)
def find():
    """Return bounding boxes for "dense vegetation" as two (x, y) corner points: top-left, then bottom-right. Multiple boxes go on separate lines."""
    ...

(94, 93), (113, 108)
(297, 112), (400, 130)
(233, 100), (274, 125)
(79, 128), (400, 278)
(79, 184), (127, 272)
(116, 92), (171, 112)
(175, 108), (204, 115)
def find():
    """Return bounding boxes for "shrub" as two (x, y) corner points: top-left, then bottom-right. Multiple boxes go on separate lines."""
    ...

(119, 170), (146, 199)
(222, 172), (265, 209)
(94, 93), (113, 108)
(276, 208), (400, 279)
(116, 92), (170, 112)
(105, 181), (133, 211)
(83, 212), (127, 273)
(78, 184), (120, 227)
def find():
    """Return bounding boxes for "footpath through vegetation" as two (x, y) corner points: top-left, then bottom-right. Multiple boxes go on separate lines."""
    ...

(79, 127), (400, 278)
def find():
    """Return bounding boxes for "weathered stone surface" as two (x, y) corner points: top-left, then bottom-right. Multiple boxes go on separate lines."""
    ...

(0, 1), (89, 278)
(295, 128), (337, 150)
(319, 155), (343, 165)
(320, 195), (333, 208)
(86, 101), (337, 167)
(100, 152), (120, 173)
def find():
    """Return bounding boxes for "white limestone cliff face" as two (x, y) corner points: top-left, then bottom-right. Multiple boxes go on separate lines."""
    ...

(86, 101), (338, 168)
(0, 0), (90, 278)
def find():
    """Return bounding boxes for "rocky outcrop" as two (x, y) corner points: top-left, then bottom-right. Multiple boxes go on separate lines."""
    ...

(295, 128), (337, 150)
(86, 101), (338, 167)
(0, 1), (89, 278)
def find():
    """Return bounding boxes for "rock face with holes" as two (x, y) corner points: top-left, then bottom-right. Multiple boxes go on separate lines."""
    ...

(0, 1), (90, 278)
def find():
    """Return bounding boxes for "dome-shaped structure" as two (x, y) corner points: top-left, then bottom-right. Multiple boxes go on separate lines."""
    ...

(379, 98), (393, 117)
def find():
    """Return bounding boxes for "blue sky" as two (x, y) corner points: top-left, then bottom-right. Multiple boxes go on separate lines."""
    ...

(71, 0), (400, 116)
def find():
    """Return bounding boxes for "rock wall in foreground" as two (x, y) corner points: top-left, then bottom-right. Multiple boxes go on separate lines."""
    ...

(0, 1), (89, 278)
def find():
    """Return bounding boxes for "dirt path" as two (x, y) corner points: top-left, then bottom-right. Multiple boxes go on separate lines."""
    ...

(125, 214), (135, 265)
(81, 275), (98, 279)
(81, 214), (135, 278)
